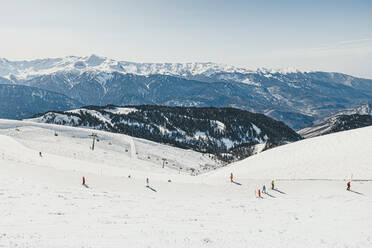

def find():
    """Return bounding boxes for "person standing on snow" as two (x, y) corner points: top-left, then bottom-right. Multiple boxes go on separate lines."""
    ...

(271, 180), (275, 190)
(347, 181), (351, 191)
(146, 178), (149, 187)
(258, 189), (261, 198)
(262, 185), (266, 194)
(230, 173), (233, 183)
(82, 177), (86, 185)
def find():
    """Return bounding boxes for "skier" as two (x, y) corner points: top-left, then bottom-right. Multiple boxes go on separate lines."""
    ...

(146, 178), (149, 187)
(347, 181), (351, 191)
(82, 177), (86, 185)
(258, 189), (261, 198)
(39, 152), (42, 157)
(271, 180), (275, 190)
(262, 185), (266, 194)
(230, 173), (233, 183)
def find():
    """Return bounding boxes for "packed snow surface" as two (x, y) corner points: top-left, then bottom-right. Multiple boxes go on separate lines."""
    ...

(0, 119), (371, 247)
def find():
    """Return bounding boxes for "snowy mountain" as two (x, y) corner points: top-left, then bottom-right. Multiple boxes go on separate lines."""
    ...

(1, 119), (371, 247)
(0, 55), (254, 80)
(1, 55), (372, 129)
(298, 104), (372, 138)
(28, 105), (302, 163)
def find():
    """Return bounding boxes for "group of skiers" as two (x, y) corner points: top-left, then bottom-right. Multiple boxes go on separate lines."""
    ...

(230, 173), (353, 196)
(230, 173), (275, 198)
(256, 180), (274, 198)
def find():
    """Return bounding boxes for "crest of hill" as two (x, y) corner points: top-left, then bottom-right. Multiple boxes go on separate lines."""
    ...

(205, 126), (372, 182)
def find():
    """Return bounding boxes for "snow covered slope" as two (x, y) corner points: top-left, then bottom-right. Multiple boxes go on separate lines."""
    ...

(0, 119), (371, 247)
(28, 105), (301, 163)
(205, 126), (372, 181)
(0, 119), (221, 176)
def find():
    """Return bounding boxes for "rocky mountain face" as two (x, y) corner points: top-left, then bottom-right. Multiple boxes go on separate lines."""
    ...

(331, 104), (372, 116)
(0, 84), (82, 119)
(298, 104), (372, 138)
(29, 105), (302, 163)
(1, 55), (372, 129)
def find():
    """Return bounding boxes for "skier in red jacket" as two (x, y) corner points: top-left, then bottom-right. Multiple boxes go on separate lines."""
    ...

(347, 181), (351, 191)
(82, 177), (86, 185)
(230, 173), (233, 183)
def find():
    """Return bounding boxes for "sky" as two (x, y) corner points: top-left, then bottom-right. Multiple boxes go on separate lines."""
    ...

(0, 0), (372, 78)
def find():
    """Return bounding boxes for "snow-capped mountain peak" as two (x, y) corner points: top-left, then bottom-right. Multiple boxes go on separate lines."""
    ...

(256, 67), (313, 75)
(0, 55), (258, 80)
(0, 55), (318, 83)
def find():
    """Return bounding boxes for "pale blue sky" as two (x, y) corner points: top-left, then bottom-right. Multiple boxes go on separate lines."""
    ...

(1, 0), (372, 78)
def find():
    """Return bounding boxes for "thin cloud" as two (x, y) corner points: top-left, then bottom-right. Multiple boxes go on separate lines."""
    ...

(339, 38), (372, 45)
(310, 38), (372, 52)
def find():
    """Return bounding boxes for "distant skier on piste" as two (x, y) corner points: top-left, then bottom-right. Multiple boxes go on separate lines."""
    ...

(82, 177), (86, 185)
(262, 185), (266, 194)
(146, 178), (149, 187)
(271, 180), (275, 190)
(230, 173), (233, 183)
(347, 181), (351, 191)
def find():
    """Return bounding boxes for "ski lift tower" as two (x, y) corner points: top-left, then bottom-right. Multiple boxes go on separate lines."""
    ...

(89, 133), (99, 150)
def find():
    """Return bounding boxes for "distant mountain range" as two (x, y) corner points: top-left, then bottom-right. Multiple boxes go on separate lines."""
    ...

(29, 105), (302, 162)
(299, 104), (372, 138)
(1, 55), (372, 129)
(0, 84), (81, 119)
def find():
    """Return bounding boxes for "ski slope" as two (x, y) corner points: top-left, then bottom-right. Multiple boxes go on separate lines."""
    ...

(204, 126), (372, 182)
(0, 119), (221, 177)
(0, 119), (371, 247)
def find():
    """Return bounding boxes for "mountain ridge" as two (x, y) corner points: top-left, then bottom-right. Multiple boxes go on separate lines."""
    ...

(0, 55), (322, 80)
(1, 55), (372, 130)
